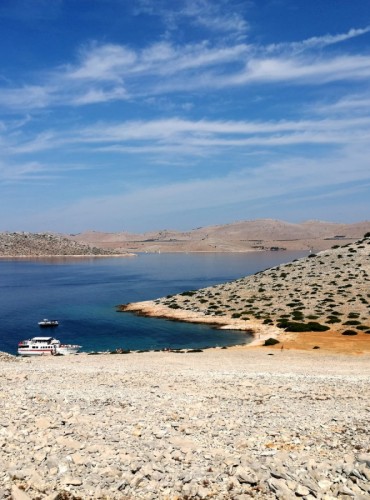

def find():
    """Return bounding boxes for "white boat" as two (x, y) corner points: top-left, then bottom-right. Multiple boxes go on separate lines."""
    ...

(38, 319), (59, 327)
(18, 337), (81, 356)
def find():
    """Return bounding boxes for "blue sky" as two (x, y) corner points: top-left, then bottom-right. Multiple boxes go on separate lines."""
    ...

(1, 0), (370, 233)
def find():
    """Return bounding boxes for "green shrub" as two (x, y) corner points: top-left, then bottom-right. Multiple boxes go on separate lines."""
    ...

(277, 321), (329, 332)
(180, 290), (196, 296)
(327, 317), (341, 324)
(342, 330), (358, 336)
(264, 338), (280, 346)
(348, 312), (360, 318)
(307, 322), (330, 331)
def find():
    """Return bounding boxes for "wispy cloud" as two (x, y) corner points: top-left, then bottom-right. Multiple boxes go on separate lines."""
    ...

(32, 142), (370, 232)
(1, 21), (369, 110)
(135, 0), (249, 40)
(179, 0), (249, 38)
(267, 25), (370, 54)
(315, 93), (370, 115)
(4, 115), (370, 160)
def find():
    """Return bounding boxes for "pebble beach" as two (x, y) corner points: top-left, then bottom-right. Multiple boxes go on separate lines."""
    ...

(1, 348), (370, 499)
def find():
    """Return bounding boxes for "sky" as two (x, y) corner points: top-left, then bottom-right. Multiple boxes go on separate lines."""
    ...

(1, 0), (370, 233)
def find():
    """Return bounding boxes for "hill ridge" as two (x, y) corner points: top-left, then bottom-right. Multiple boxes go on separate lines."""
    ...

(71, 219), (370, 253)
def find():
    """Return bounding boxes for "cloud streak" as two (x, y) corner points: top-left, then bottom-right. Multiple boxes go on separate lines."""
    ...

(1, 23), (370, 110)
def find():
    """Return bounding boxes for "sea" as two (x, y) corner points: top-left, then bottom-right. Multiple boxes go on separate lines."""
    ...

(0, 251), (307, 355)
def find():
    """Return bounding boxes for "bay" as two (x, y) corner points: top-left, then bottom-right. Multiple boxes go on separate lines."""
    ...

(0, 251), (306, 355)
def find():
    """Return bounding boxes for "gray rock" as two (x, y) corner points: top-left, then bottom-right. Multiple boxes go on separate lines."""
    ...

(235, 465), (258, 485)
(357, 453), (370, 467)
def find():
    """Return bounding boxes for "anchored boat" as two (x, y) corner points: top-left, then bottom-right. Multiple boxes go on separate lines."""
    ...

(38, 319), (59, 327)
(18, 337), (81, 356)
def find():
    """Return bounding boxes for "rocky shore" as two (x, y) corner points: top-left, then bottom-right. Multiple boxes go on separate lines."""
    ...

(1, 349), (370, 499)
(119, 235), (370, 348)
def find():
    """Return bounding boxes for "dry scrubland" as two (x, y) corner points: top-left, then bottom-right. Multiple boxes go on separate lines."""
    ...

(121, 235), (370, 349)
(1, 350), (370, 499)
(0, 232), (130, 257)
(71, 219), (370, 253)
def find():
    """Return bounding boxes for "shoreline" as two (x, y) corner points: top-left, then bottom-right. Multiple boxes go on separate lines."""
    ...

(119, 300), (370, 354)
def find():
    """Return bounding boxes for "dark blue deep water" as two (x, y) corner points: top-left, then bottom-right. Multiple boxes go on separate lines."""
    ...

(0, 252), (306, 355)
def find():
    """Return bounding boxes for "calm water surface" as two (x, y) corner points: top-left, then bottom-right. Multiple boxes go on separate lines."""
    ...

(0, 252), (306, 355)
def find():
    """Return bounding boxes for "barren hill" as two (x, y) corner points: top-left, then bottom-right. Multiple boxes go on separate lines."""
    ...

(120, 233), (370, 344)
(0, 232), (129, 257)
(71, 219), (370, 253)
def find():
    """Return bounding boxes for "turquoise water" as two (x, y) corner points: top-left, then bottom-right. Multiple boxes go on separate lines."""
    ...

(0, 252), (306, 355)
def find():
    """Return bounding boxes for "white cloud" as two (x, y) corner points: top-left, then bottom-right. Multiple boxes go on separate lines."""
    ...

(135, 0), (249, 40)
(4, 114), (370, 162)
(66, 43), (137, 82)
(0, 160), (49, 182)
(32, 142), (370, 232)
(315, 93), (370, 114)
(70, 86), (128, 105)
(1, 30), (370, 110)
(267, 25), (370, 54)
(180, 0), (249, 37)
(0, 85), (53, 110)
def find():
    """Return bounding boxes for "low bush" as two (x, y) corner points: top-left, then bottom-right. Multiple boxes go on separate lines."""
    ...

(342, 330), (358, 336)
(277, 320), (329, 332)
(264, 337), (280, 346)
(326, 316), (341, 323)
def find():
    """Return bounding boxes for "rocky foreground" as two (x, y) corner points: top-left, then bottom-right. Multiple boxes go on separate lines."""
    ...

(1, 350), (370, 499)
(0, 232), (131, 257)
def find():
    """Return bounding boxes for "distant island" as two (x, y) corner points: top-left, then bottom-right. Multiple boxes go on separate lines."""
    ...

(119, 233), (370, 352)
(0, 232), (132, 257)
(71, 219), (370, 253)
(1, 219), (369, 258)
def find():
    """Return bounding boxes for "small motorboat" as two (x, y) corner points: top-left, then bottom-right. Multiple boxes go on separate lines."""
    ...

(18, 337), (81, 356)
(38, 319), (59, 327)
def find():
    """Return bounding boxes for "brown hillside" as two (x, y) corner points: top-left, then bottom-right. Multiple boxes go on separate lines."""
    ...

(70, 219), (370, 253)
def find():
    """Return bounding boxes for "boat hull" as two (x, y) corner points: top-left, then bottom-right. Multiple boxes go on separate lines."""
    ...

(17, 348), (54, 356)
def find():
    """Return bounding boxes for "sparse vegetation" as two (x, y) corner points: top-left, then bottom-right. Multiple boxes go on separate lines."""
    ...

(148, 236), (370, 342)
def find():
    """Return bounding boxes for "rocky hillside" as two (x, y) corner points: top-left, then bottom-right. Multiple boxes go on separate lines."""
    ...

(71, 219), (370, 253)
(0, 232), (127, 257)
(122, 234), (370, 336)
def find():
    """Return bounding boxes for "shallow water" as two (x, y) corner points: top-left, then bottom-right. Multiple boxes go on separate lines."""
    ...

(0, 251), (306, 355)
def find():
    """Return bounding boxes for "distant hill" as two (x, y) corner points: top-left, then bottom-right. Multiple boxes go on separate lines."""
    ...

(120, 233), (370, 338)
(0, 232), (129, 257)
(70, 219), (370, 253)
